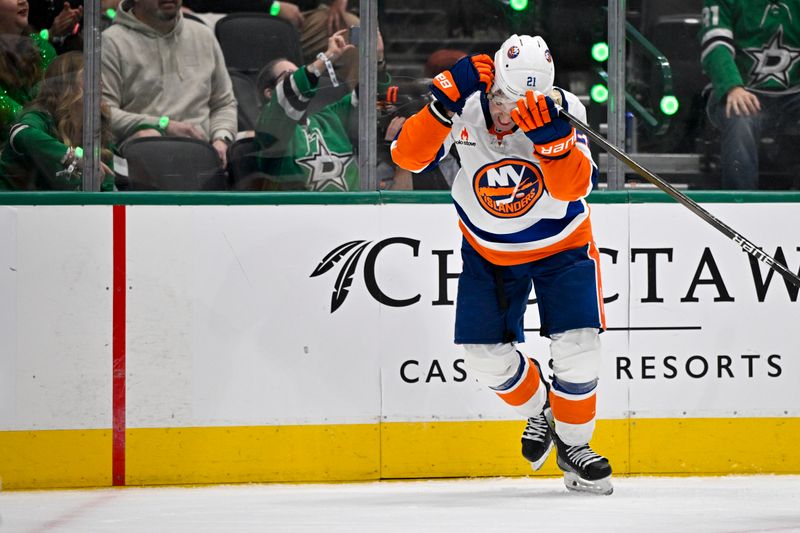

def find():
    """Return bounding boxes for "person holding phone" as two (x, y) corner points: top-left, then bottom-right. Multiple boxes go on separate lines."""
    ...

(299, 0), (365, 89)
(251, 28), (391, 191)
(348, 24), (358, 46)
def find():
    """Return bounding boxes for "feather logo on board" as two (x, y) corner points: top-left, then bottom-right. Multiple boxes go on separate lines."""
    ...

(310, 240), (372, 312)
(311, 237), (422, 313)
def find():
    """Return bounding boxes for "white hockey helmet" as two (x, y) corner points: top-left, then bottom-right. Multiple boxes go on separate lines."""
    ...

(492, 35), (555, 101)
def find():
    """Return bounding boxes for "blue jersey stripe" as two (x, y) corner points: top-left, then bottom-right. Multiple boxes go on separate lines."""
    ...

(419, 145), (446, 173)
(454, 200), (586, 244)
(491, 352), (527, 392)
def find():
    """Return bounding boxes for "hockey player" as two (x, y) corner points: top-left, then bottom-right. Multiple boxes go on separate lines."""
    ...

(391, 35), (612, 495)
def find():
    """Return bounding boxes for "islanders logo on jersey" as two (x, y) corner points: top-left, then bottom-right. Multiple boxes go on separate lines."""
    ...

(473, 159), (544, 218)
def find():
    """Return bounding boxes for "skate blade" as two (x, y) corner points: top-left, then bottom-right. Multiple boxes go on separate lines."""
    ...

(528, 440), (554, 471)
(563, 472), (613, 495)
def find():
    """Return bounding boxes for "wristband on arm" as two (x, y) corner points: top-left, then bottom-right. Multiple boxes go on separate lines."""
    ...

(317, 52), (339, 87)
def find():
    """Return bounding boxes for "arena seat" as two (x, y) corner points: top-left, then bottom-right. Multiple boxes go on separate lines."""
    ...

(227, 137), (266, 190)
(229, 70), (263, 131)
(118, 137), (227, 191)
(215, 14), (302, 77)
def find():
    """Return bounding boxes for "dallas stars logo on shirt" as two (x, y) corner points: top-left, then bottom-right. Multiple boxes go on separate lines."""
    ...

(744, 26), (800, 88)
(296, 131), (354, 192)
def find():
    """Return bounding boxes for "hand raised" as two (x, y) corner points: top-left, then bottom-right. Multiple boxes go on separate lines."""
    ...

(429, 54), (495, 115)
(511, 90), (572, 147)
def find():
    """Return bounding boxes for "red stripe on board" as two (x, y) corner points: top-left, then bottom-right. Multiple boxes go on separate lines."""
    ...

(112, 205), (126, 486)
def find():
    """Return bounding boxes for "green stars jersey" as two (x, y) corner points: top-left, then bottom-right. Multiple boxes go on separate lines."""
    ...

(255, 68), (358, 192)
(701, 0), (800, 101)
(0, 110), (115, 191)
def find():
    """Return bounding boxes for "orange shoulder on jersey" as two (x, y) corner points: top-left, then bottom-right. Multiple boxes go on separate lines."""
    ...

(535, 132), (593, 202)
(391, 104), (452, 172)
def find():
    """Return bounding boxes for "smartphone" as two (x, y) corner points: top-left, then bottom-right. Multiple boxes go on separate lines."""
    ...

(349, 25), (360, 46)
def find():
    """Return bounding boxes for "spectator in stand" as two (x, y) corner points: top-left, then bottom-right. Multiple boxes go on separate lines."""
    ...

(26, 0), (83, 52)
(0, 51), (116, 190)
(701, 0), (800, 190)
(252, 28), (390, 191)
(0, 0), (56, 143)
(181, 0), (304, 29)
(101, 0), (237, 168)
(300, 0), (359, 88)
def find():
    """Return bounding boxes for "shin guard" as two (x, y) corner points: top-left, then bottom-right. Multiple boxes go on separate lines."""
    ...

(463, 343), (547, 418)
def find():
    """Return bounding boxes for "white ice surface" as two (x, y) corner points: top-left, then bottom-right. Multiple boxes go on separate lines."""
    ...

(1, 475), (799, 533)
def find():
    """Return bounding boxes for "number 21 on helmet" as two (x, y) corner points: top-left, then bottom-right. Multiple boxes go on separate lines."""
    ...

(492, 34), (555, 103)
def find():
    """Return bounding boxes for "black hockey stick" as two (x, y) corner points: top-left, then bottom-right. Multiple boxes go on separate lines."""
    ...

(558, 108), (800, 289)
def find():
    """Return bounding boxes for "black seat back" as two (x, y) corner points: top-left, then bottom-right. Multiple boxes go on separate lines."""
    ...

(229, 70), (263, 131)
(119, 137), (226, 191)
(215, 14), (302, 76)
(227, 136), (275, 190)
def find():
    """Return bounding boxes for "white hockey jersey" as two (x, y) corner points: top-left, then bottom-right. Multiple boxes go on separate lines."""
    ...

(391, 88), (598, 266)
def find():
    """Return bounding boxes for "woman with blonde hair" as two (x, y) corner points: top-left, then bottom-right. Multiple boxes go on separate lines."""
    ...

(0, 51), (115, 190)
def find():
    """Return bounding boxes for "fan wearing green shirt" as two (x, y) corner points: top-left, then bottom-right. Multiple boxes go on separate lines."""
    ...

(253, 27), (390, 191)
(0, 0), (56, 144)
(0, 51), (115, 191)
(700, 0), (800, 189)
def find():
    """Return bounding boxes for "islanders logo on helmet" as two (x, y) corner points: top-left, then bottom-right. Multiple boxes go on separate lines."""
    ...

(494, 34), (556, 99)
(473, 158), (544, 218)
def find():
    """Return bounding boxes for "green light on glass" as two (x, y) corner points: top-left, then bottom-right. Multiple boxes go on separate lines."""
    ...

(591, 42), (609, 62)
(590, 84), (609, 103)
(509, 0), (528, 11)
(660, 95), (679, 115)
(106, 8), (117, 19)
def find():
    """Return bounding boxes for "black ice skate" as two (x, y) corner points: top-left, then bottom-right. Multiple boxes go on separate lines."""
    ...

(521, 411), (554, 470)
(520, 358), (553, 470)
(547, 411), (613, 495)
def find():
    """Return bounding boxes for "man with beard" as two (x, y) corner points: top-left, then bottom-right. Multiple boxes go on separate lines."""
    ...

(101, 0), (236, 166)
